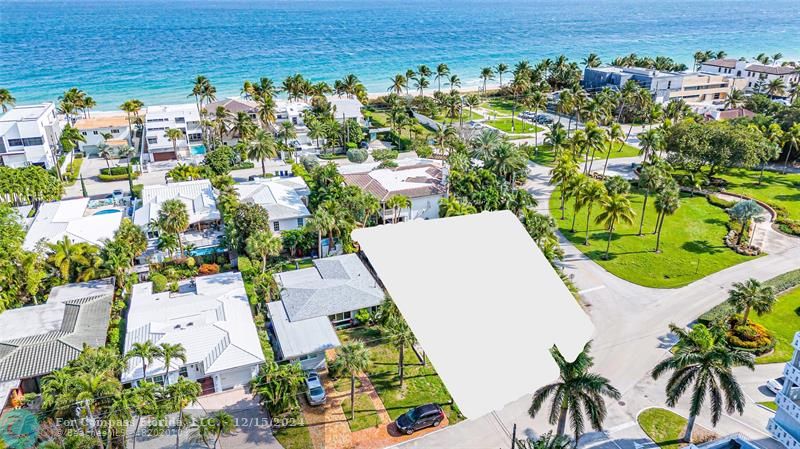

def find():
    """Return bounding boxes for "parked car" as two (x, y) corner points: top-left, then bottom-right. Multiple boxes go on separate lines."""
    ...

(535, 115), (554, 124)
(766, 376), (785, 395)
(305, 371), (326, 406)
(394, 403), (444, 435)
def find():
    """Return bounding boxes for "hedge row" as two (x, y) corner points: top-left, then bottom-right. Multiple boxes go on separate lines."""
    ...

(698, 268), (800, 323)
(231, 161), (255, 170)
(100, 166), (131, 176)
(99, 171), (140, 182)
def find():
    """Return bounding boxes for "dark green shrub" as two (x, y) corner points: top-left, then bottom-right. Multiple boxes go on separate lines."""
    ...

(346, 147), (368, 163)
(237, 256), (253, 274)
(706, 195), (735, 209)
(371, 148), (398, 162)
(151, 273), (167, 292)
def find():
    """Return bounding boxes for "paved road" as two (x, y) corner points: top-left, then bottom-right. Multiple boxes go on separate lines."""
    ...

(394, 159), (798, 449)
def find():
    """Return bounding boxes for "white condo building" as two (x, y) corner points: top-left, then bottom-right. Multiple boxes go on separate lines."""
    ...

(143, 104), (203, 161)
(768, 331), (800, 449)
(700, 59), (800, 96)
(0, 103), (63, 169)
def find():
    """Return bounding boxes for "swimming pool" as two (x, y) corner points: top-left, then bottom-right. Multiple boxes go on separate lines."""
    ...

(190, 145), (207, 155)
(94, 209), (122, 216)
(190, 246), (223, 256)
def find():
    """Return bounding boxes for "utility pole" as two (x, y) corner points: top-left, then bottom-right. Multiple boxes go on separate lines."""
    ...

(510, 423), (517, 449)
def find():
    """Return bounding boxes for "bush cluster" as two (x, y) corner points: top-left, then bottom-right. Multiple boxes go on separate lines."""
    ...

(726, 319), (775, 354)
(706, 195), (735, 209)
(100, 166), (131, 176)
(198, 263), (220, 275)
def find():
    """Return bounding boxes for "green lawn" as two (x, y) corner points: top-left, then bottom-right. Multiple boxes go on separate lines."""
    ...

(480, 98), (516, 115)
(529, 143), (640, 167)
(752, 286), (800, 364)
(638, 408), (687, 449)
(341, 392), (382, 432)
(759, 401), (778, 411)
(280, 259), (315, 272)
(333, 376), (363, 393)
(716, 168), (800, 221)
(273, 420), (313, 449)
(433, 110), (483, 123)
(550, 189), (754, 288)
(339, 327), (462, 424)
(486, 118), (543, 134)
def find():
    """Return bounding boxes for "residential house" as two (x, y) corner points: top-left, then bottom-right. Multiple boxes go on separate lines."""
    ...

(0, 103), (63, 169)
(0, 279), (114, 414)
(700, 59), (800, 96)
(703, 107), (755, 121)
(206, 98), (259, 147)
(267, 254), (384, 370)
(582, 66), (747, 104)
(233, 176), (311, 233)
(143, 104), (203, 161)
(121, 272), (265, 393)
(341, 161), (445, 222)
(329, 97), (365, 125)
(133, 180), (221, 261)
(22, 198), (124, 251)
(74, 113), (131, 156)
(768, 331), (800, 449)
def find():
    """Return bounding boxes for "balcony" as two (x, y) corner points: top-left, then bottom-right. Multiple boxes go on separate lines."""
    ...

(787, 363), (800, 389)
(769, 418), (800, 449)
(776, 390), (800, 423)
(793, 331), (800, 351)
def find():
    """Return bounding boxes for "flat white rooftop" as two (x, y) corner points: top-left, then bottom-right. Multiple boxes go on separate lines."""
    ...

(352, 211), (593, 419)
(23, 198), (123, 250)
(0, 103), (53, 122)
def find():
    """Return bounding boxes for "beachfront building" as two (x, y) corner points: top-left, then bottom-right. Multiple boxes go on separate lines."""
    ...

(267, 254), (384, 370)
(329, 97), (365, 125)
(133, 180), (221, 261)
(0, 103), (63, 169)
(768, 331), (800, 448)
(233, 176), (311, 233)
(341, 160), (445, 222)
(700, 59), (800, 96)
(582, 66), (747, 104)
(22, 198), (124, 251)
(74, 113), (131, 156)
(143, 104), (203, 162)
(0, 279), (114, 414)
(206, 98), (259, 147)
(121, 272), (264, 393)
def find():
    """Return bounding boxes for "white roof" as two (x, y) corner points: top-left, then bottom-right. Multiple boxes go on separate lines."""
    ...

(122, 272), (264, 382)
(134, 180), (219, 227)
(352, 211), (594, 419)
(275, 99), (311, 116)
(267, 301), (340, 359)
(144, 103), (199, 121)
(328, 97), (363, 119)
(234, 177), (311, 221)
(23, 199), (123, 250)
(0, 103), (53, 122)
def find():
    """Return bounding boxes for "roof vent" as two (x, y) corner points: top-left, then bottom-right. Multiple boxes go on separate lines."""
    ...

(187, 322), (194, 327)
(174, 324), (182, 330)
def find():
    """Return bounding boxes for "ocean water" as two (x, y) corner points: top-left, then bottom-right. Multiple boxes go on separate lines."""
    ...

(2, 0), (800, 109)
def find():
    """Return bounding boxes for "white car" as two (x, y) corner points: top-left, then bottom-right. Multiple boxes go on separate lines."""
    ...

(305, 371), (326, 406)
(766, 376), (785, 395)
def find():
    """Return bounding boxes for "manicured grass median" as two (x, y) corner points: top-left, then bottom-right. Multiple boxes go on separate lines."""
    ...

(487, 118), (543, 134)
(481, 98), (516, 115)
(638, 408), (687, 449)
(434, 110), (483, 123)
(550, 189), (754, 288)
(341, 392), (382, 431)
(339, 327), (462, 424)
(759, 401), (778, 411)
(716, 168), (800, 221)
(752, 286), (800, 364)
(529, 142), (640, 167)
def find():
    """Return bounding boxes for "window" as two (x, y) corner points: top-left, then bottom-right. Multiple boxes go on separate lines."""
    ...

(111, 128), (120, 134)
(22, 137), (44, 146)
(175, 117), (186, 124)
(273, 221), (280, 231)
(7, 139), (23, 147)
(297, 217), (304, 227)
(178, 367), (188, 377)
(81, 131), (87, 136)
(330, 311), (352, 323)
(147, 137), (158, 144)
(93, 130), (99, 135)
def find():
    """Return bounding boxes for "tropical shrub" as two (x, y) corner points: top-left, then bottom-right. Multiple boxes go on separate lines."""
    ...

(151, 273), (167, 292)
(726, 319), (775, 354)
(346, 147), (368, 163)
(198, 263), (220, 275)
(168, 281), (179, 292)
(236, 256), (253, 274)
(378, 160), (398, 169)
(414, 144), (434, 158)
(354, 308), (371, 324)
(706, 195), (735, 209)
(371, 148), (398, 162)
(100, 166), (132, 176)
(300, 155), (319, 172)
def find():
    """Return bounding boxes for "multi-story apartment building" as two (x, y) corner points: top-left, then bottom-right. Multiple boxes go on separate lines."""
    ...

(0, 103), (63, 169)
(700, 59), (800, 96)
(143, 104), (203, 161)
(768, 331), (800, 449)
(583, 66), (747, 104)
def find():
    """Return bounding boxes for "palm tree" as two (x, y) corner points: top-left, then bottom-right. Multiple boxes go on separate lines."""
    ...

(582, 53), (602, 69)
(602, 123), (625, 176)
(637, 164), (666, 235)
(724, 89), (745, 109)
(595, 193), (635, 259)
(727, 278), (776, 324)
(529, 342), (620, 442)
(248, 129), (278, 176)
(158, 198), (189, 256)
(727, 200), (762, 245)
(164, 127), (185, 157)
(46, 236), (90, 282)
(169, 377), (202, 449)
(337, 341), (371, 419)
(0, 88), (16, 112)
(435, 63), (450, 92)
(413, 76), (429, 97)
(59, 123), (86, 169)
(480, 67), (494, 93)
(120, 99), (144, 145)
(447, 74), (461, 92)
(191, 411), (236, 449)
(246, 230), (283, 272)
(581, 180), (607, 245)
(652, 324), (754, 442)
(160, 342), (187, 386)
(545, 123), (568, 161)
(389, 74), (407, 95)
(767, 78), (786, 97)
(583, 121), (607, 173)
(127, 341), (163, 381)
(278, 121), (297, 159)
(550, 154), (579, 220)
(98, 144), (113, 170)
(653, 183), (680, 252)
(781, 123), (800, 174)
(496, 63), (509, 86)
(384, 318), (415, 387)
(251, 361), (306, 415)
(307, 208), (334, 257)
(385, 194), (411, 223)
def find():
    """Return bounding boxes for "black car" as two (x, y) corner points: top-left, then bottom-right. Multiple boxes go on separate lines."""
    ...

(394, 404), (444, 435)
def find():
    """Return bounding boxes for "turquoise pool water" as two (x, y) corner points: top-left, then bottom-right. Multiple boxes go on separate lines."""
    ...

(190, 145), (207, 155)
(190, 246), (223, 256)
(94, 209), (121, 216)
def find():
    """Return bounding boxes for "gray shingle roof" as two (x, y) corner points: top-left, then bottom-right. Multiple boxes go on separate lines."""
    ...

(0, 280), (114, 381)
(275, 254), (384, 321)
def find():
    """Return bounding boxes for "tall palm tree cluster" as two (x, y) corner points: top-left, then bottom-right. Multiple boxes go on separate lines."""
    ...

(58, 87), (96, 123)
(612, 52), (688, 72)
(279, 73), (367, 104)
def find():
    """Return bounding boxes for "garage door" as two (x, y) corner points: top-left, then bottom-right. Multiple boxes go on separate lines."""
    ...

(151, 151), (176, 161)
(218, 367), (253, 390)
